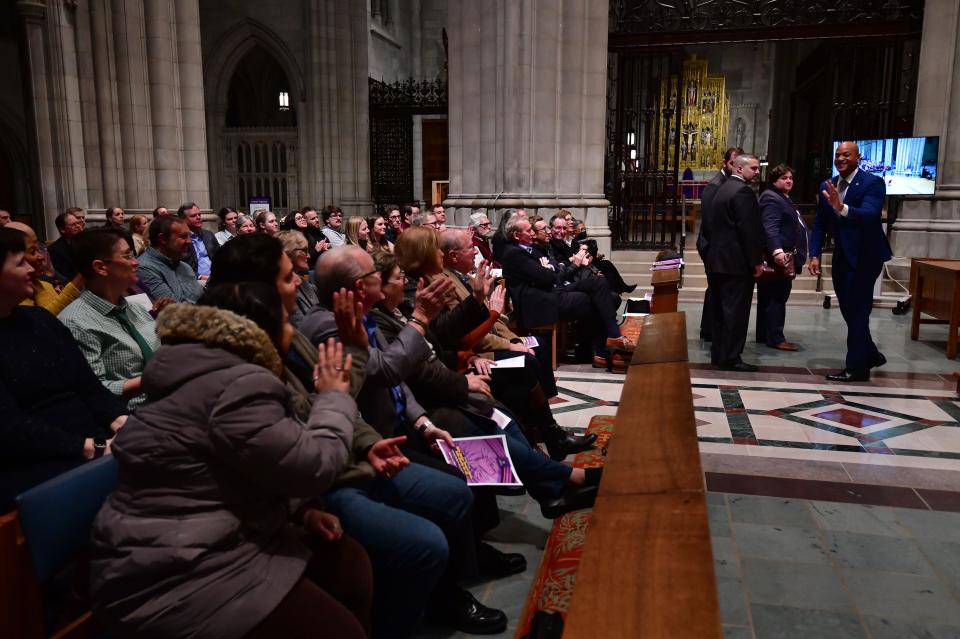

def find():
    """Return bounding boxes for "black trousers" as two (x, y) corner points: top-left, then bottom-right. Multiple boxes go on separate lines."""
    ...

(699, 288), (712, 339)
(557, 275), (620, 356)
(756, 278), (793, 346)
(707, 273), (755, 367)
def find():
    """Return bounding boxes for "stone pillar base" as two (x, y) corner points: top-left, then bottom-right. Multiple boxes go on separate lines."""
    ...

(891, 197), (960, 259)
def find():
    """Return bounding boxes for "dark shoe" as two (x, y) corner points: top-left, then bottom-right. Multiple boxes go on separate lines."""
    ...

(825, 368), (870, 382)
(719, 361), (759, 372)
(872, 352), (887, 368)
(477, 542), (527, 577)
(770, 342), (800, 351)
(433, 588), (508, 634)
(540, 484), (599, 519)
(620, 283), (638, 294)
(545, 428), (598, 461)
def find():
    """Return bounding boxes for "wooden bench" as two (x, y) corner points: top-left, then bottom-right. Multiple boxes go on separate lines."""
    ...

(563, 312), (722, 638)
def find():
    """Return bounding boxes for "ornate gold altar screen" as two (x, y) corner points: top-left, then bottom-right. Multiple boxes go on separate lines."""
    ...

(660, 56), (728, 171)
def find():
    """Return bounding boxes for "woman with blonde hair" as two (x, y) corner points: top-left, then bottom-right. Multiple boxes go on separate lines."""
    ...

(343, 216), (370, 251)
(128, 214), (149, 255)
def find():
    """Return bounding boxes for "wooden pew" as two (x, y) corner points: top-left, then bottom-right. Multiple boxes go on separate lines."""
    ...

(563, 312), (722, 638)
(0, 512), (44, 639)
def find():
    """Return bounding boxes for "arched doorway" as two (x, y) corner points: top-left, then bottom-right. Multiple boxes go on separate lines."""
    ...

(204, 21), (303, 219)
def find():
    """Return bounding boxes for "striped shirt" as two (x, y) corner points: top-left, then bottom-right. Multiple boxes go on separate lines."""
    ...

(59, 289), (160, 409)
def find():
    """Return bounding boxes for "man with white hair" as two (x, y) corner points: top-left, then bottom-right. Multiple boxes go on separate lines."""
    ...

(469, 211), (496, 266)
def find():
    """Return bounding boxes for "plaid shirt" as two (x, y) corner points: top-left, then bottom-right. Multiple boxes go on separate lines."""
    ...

(59, 289), (160, 409)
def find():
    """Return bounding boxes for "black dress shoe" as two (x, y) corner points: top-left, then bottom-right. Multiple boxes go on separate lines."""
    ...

(872, 352), (887, 368)
(545, 428), (598, 461)
(719, 361), (759, 372)
(620, 283), (638, 294)
(431, 588), (508, 634)
(477, 542), (527, 577)
(825, 368), (870, 382)
(539, 484), (599, 519)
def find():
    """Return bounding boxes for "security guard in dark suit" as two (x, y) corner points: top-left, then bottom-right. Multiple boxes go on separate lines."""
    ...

(701, 154), (765, 371)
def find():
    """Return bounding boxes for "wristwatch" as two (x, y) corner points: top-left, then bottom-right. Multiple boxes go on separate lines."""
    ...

(93, 436), (108, 459)
(417, 419), (434, 436)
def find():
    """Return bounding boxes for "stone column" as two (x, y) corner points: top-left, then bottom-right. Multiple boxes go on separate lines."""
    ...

(111, 0), (157, 208)
(145, 0), (185, 207)
(892, 0), (960, 258)
(446, 0), (611, 251)
(175, 0), (209, 208)
(303, 0), (373, 215)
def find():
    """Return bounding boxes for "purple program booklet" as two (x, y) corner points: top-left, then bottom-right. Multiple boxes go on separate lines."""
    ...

(437, 435), (523, 487)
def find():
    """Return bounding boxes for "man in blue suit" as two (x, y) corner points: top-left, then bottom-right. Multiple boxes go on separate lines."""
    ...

(809, 141), (892, 382)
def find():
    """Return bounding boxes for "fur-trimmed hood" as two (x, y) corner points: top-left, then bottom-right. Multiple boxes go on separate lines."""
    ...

(154, 303), (283, 376)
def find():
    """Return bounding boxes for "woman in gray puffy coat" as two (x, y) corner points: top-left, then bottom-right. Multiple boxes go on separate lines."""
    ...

(89, 283), (371, 638)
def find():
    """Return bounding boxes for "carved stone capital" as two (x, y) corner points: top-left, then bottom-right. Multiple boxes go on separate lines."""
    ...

(16, 0), (46, 23)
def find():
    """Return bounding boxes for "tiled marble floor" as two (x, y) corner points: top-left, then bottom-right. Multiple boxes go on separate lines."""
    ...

(412, 302), (960, 639)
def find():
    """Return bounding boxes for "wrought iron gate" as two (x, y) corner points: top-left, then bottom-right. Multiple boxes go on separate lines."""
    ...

(369, 78), (447, 211)
(606, 51), (683, 250)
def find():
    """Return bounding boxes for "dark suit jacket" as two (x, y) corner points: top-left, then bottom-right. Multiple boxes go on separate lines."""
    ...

(501, 242), (562, 328)
(48, 237), (77, 282)
(759, 189), (808, 267)
(184, 228), (219, 274)
(696, 169), (727, 260)
(701, 177), (764, 276)
(810, 170), (891, 270)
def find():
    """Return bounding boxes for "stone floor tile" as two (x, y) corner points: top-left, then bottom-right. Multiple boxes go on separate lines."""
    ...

(914, 538), (960, 595)
(862, 615), (960, 639)
(808, 501), (911, 536)
(709, 503), (732, 537)
(727, 494), (816, 528)
(891, 507), (960, 542)
(716, 575), (751, 626)
(723, 625), (755, 639)
(712, 536), (741, 578)
(750, 604), (866, 639)
(732, 522), (829, 564)
(740, 558), (854, 612)
(842, 570), (960, 625)
(824, 530), (936, 576)
(706, 490), (728, 506)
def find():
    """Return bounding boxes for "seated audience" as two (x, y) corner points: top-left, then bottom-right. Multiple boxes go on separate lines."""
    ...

(214, 206), (239, 246)
(179, 202), (218, 277)
(128, 214), (149, 255)
(412, 229), (594, 458)
(282, 208), (311, 233)
(410, 209), (440, 230)
(0, 227), (126, 511)
(399, 204), (418, 233)
(384, 204), (402, 243)
(137, 216), (203, 303)
(492, 208), (526, 261)
(256, 209), (280, 235)
(432, 204), (447, 232)
(102, 206), (136, 254)
(89, 283), (371, 639)
(151, 206), (170, 218)
(48, 208), (85, 281)
(549, 212), (635, 294)
(209, 236), (497, 637)
(501, 215), (634, 367)
(367, 215), (394, 253)
(321, 205), (346, 246)
(0, 209), (10, 226)
(276, 230), (320, 327)
(344, 216), (370, 250)
(59, 228), (160, 409)
(9, 221), (83, 315)
(303, 245), (601, 519)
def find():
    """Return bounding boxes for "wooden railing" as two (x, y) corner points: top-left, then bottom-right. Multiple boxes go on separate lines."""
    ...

(563, 311), (722, 638)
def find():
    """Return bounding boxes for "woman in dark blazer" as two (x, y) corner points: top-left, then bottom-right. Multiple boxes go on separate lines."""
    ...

(756, 164), (808, 350)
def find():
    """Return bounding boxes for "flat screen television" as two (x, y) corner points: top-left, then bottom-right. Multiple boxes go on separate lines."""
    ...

(831, 136), (939, 196)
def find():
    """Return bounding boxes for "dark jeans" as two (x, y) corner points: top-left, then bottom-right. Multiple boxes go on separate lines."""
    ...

(323, 463), (473, 639)
(708, 273), (755, 367)
(243, 535), (372, 639)
(756, 278), (793, 345)
(557, 274), (621, 356)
